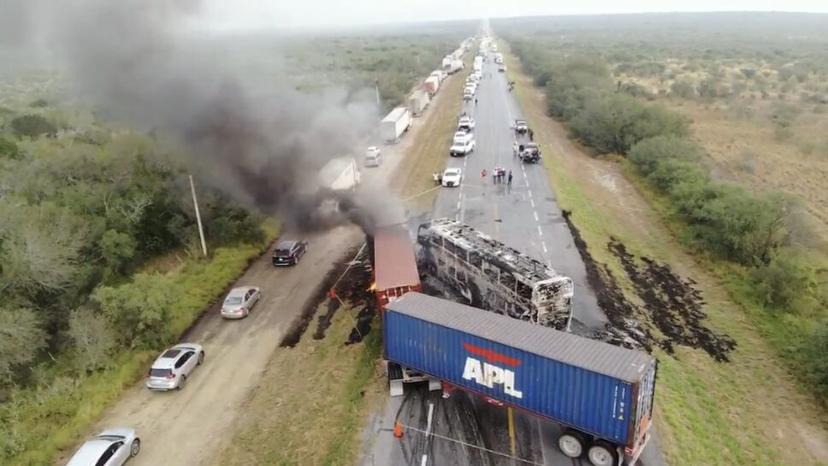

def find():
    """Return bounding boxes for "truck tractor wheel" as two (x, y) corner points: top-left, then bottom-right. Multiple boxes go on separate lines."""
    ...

(587, 441), (618, 466)
(558, 430), (585, 458)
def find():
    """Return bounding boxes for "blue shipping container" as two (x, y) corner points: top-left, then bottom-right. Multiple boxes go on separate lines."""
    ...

(384, 292), (656, 450)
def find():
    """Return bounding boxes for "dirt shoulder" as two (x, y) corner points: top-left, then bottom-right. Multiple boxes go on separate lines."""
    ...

(62, 226), (363, 466)
(501, 41), (828, 466)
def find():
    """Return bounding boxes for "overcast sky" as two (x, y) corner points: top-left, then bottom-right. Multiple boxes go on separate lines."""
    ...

(200, 0), (828, 30)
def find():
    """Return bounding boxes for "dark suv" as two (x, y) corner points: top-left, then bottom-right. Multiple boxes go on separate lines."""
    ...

(273, 240), (308, 266)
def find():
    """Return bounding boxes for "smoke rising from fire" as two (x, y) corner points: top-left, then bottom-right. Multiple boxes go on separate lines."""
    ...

(5, 0), (394, 232)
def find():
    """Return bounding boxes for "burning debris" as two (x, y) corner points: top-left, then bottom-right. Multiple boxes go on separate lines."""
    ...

(416, 218), (574, 331)
(280, 244), (375, 348)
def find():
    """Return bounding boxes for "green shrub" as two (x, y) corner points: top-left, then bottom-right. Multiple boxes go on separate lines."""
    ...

(751, 252), (816, 310)
(10, 114), (57, 138)
(629, 135), (704, 176)
(798, 320), (828, 400)
(0, 308), (46, 385)
(688, 187), (788, 265)
(570, 93), (688, 154)
(0, 137), (20, 159)
(94, 273), (175, 348)
(67, 308), (117, 374)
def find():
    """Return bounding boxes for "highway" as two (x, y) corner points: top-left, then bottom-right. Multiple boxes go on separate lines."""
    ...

(362, 47), (665, 466)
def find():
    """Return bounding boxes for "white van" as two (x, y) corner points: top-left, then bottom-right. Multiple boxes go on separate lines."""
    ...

(365, 146), (382, 167)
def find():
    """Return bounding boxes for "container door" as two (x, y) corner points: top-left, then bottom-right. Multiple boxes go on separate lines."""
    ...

(633, 361), (657, 446)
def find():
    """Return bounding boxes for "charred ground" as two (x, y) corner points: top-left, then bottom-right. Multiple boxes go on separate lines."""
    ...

(562, 210), (736, 362)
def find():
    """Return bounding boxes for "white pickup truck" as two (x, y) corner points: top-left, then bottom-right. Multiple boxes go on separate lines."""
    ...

(458, 116), (476, 132)
(449, 138), (475, 157)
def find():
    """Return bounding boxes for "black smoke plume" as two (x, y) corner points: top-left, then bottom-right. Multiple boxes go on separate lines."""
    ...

(5, 0), (392, 232)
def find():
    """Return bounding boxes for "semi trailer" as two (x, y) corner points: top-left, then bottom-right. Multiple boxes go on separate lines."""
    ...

(384, 292), (656, 466)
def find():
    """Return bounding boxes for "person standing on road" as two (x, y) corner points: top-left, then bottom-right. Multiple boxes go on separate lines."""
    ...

(481, 168), (487, 180)
(475, 97), (478, 106)
(529, 128), (534, 141)
(508, 170), (513, 185)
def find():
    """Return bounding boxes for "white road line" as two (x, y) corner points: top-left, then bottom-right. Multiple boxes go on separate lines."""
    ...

(527, 190), (533, 199)
(537, 225), (543, 236)
(533, 211), (539, 222)
(529, 198), (535, 208)
(541, 241), (548, 253)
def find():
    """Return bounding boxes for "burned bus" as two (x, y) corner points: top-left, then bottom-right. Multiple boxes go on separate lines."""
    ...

(417, 218), (574, 331)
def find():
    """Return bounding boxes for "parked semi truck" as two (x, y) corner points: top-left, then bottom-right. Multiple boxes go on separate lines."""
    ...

(317, 157), (361, 192)
(371, 225), (439, 396)
(417, 218), (573, 330)
(380, 107), (411, 143)
(408, 90), (430, 116)
(384, 292), (657, 466)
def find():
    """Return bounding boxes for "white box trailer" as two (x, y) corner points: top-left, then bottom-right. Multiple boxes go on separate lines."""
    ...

(381, 107), (411, 143)
(318, 157), (361, 192)
(430, 70), (443, 83)
(446, 60), (464, 74)
(409, 90), (430, 116)
(423, 76), (440, 95)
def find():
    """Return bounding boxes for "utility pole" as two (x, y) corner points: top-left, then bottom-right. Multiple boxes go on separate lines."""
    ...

(189, 174), (208, 257)
(375, 79), (381, 111)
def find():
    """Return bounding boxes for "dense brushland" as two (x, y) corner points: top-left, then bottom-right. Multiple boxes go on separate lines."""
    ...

(0, 92), (274, 462)
(269, 22), (476, 112)
(495, 12), (828, 405)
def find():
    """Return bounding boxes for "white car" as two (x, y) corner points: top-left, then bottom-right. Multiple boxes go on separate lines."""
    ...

(365, 146), (382, 167)
(449, 138), (475, 157)
(464, 84), (476, 95)
(458, 116), (476, 132)
(442, 168), (462, 187)
(146, 343), (205, 391)
(67, 428), (140, 466)
(221, 286), (261, 319)
(499, 64), (507, 72)
(453, 131), (472, 143)
(463, 92), (473, 102)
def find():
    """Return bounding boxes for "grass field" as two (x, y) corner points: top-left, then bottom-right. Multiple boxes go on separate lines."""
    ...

(502, 41), (828, 466)
(213, 306), (384, 466)
(393, 64), (469, 211)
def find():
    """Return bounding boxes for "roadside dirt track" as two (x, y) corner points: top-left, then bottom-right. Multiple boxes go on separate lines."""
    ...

(53, 226), (363, 466)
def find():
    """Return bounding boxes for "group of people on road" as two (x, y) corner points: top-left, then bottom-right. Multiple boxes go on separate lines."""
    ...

(482, 167), (513, 185)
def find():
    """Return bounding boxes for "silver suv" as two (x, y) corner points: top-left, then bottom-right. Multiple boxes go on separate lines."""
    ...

(145, 343), (205, 391)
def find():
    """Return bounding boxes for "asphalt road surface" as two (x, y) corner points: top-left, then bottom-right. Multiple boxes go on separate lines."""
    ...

(362, 50), (666, 466)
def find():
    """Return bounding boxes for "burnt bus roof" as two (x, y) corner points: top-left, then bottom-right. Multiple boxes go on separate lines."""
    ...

(418, 218), (565, 284)
(388, 292), (654, 383)
(374, 225), (420, 291)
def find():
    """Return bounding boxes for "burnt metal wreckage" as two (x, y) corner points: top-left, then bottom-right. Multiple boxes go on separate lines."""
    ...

(417, 218), (574, 331)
